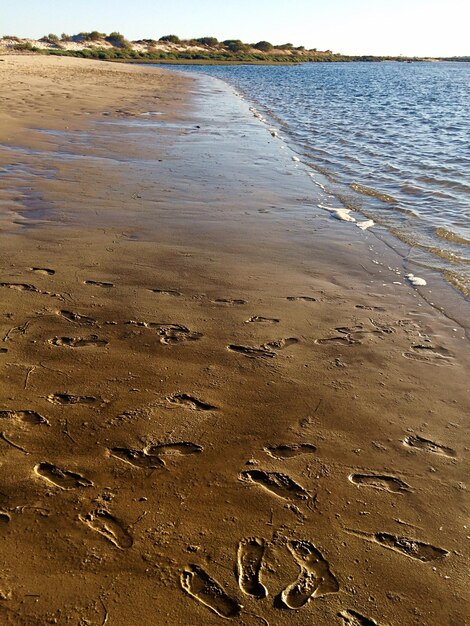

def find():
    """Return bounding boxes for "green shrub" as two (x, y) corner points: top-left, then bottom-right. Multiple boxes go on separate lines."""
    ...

(13, 41), (34, 51)
(253, 41), (273, 52)
(222, 39), (250, 53)
(196, 37), (218, 47)
(159, 35), (180, 44)
(106, 32), (130, 48)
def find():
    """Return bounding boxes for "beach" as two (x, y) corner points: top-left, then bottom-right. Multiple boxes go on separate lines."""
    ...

(0, 55), (468, 625)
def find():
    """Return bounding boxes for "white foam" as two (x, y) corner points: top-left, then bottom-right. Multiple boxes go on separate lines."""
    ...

(356, 219), (375, 230)
(318, 204), (356, 221)
(405, 273), (427, 286)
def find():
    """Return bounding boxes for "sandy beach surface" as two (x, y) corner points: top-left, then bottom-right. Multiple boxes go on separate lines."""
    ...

(0, 55), (468, 626)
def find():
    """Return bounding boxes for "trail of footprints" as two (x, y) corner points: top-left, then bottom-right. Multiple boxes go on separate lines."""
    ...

(1, 271), (457, 621)
(182, 536), (339, 618)
(0, 395), (453, 622)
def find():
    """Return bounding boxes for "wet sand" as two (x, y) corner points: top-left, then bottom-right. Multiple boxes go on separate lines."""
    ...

(0, 56), (469, 625)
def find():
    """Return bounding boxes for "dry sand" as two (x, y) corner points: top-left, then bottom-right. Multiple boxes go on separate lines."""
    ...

(0, 55), (468, 626)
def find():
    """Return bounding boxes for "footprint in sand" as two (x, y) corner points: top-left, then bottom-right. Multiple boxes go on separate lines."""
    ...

(239, 470), (310, 501)
(110, 447), (164, 469)
(349, 473), (410, 493)
(228, 344), (276, 358)
(0, 410), (49, 425)
(237, 537), (268, 599)
(245, 316), (280, 324)
(181, 564), (242, 619)
(80, 509), (133, 549)
(287, 296), (317, 302)
(347, 529), (448, 562)
(0, 282), (39, 292)
(263, 338), (299, 351)
(280, 540), (339, 609)
(0, 512), (11, 524)
(147, 442), (203, 457)
(212, 298), (247, 305)
(47, 393), (99, 405)
(49, 335), (108, 348)
(167, 394), (217, 411)
(34, 462), (93, 490)
(316, 334), (361, 346)
(355, 305), (386, 312)
(265, 444), (317, 459)
(31, 267), (55, 275)
(58, 310), (97, 325)
(84, 280), (114, 288)
(150, 288), (182, 297)
(127, 321), (202, 345)
(403, 344), (453, 366)
(110, 442), (202, 469)
(403, 434), (456, 458)
(228, 338), (298, 359)
(339, 609), (379, 625)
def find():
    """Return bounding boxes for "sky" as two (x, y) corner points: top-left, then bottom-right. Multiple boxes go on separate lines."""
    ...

(1, 0), (469, 57)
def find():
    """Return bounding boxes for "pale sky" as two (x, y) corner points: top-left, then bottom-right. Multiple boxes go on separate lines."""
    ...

(2, 0), (468, 57)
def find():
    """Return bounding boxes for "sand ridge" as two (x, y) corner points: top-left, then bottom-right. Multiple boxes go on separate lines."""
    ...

(0, 55), (469, 625)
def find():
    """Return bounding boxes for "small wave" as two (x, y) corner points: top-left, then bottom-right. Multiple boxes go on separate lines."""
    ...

(443, 270), (470, 298)
(435, 227), (470, 247)
(350, 182), (397, 204)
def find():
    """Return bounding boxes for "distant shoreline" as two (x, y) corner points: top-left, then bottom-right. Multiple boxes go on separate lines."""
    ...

(2, 34), (466, 63)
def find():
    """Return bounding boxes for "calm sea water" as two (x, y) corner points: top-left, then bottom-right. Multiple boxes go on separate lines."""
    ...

(160, 62), (470, 295)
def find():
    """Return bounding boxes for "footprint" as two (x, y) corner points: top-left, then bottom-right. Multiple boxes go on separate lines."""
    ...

(167, 394), (217, 411)
(245, 316), (279, 324)
(355, 305), (386, 312)
(287, 296), (316, 302)
(403, 344), (453, 366)
(348, 529), (448, 562)
(263, 338), (299, 350)
(109, 447), (164, 469)
(146, 442), (203, 457)
(339, 609), (379, 625)
(127, 321), (202, 344)
(47, 393), (99, 405)
(237, 537), (267, 599)
(0, 410), (49, 425)
(227, 344), (276, 358)
(49, 336), (108, 348)
(59, 310), (97, 325)
(349, 473), (410, 493)
(280, 540), (339, 609)
(265, 444), (317, 459)
(212, 298), (246, 305)
(34, 462), (93, 490)
(181, 564), (242, 619)
(316, 335), (361, 346)
(151, 288), (182, 297)
(0, 348), (7, 354)
(84, 280), (114, 288)
(80, 509), (133, 549)
(31, 267), (55, 275)
(0, 512), (11, 524)
(239, 470), (310, 501)
(403, 434), (456, 458)
(0, 282), (39, 292)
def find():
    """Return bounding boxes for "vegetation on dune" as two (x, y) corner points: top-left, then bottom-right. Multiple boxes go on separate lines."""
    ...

(1, 30), (439, 63)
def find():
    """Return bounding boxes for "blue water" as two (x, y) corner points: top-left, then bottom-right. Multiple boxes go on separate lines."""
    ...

(158, 62), (470, 294)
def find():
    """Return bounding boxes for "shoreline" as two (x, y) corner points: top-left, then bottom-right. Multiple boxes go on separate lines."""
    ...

(160, 63), (470, 322)
(0, 56), (468, 625)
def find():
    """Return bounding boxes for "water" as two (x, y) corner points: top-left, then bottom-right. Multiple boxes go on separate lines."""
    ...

(156, 62), (470, 296)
